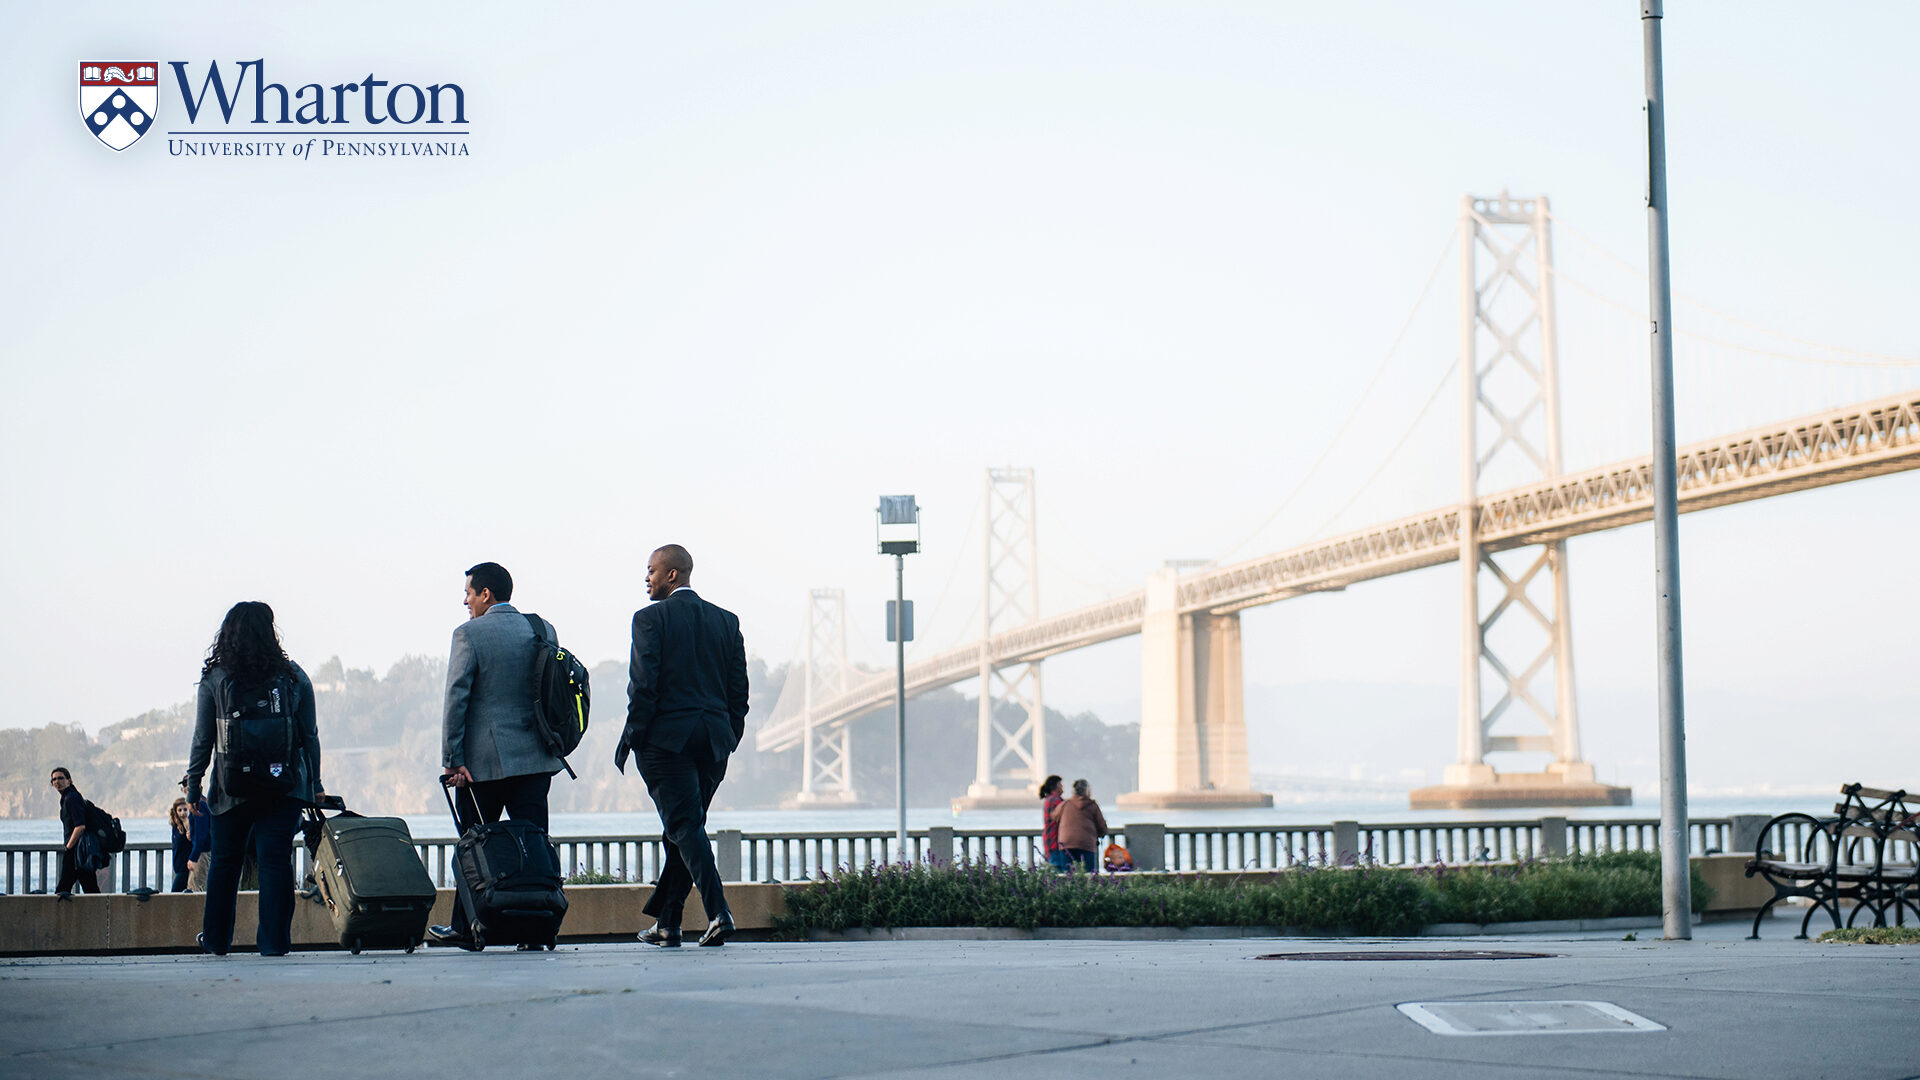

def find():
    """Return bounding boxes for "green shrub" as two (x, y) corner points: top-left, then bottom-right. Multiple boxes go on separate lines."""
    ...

(774, 851), (1714, 938)
(565, 871), (627, 885)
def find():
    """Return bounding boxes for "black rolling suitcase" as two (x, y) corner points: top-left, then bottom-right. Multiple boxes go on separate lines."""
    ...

(307, 796), (437, 954)
(440, 778), (568, 950)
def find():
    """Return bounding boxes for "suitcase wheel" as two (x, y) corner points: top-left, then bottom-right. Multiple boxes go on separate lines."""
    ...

(471, 933), (485, 951)
(546, 942), (557, 951)
(406, 941), (418, 954)
(350, 937), (362, 955)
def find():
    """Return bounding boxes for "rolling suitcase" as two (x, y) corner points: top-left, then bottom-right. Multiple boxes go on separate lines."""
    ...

(308, 798), (437, 954)
(441, 778), (568, 950)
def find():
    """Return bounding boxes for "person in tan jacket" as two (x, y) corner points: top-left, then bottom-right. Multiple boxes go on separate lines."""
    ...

(1048, 779), (1108, 873)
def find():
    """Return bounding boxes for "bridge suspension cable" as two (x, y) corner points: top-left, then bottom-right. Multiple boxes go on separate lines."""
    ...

(1038, 508), (1134, 594)
(1210, 224), (1460, 563)
(1040, 549), (1123, 599)
(1549, 265), (1920, 370)
(899, 496), (983, 659)
(1307, 359), (1458, 540)
(1547, 210), (1920, 368)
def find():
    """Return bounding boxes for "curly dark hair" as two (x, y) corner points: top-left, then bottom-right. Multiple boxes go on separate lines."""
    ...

(203, 601), (292, 685)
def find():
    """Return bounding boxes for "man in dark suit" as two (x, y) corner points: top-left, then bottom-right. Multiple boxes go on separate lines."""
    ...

(615, 543), (749, 947)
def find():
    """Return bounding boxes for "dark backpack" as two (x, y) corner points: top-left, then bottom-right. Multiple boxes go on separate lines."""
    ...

(218, 671), (302, 798)
(523, 614), (590, 775)
(74, 829), (110, 872)
(84, 800), (126, 855)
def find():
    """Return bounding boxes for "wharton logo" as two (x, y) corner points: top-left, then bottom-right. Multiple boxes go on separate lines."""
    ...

(171, 59), (467, 127)
(80, 63), (159, 151)
(79, 58), (472, 160)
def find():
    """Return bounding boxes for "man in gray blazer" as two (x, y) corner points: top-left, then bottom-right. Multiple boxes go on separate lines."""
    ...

(427, 561), (563, 949)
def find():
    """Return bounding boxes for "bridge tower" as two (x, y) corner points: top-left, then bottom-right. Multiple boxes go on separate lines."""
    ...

(790, 587), (861, 806)
(952, 467), (1049, 809)
(1411, 191), (1628, 809)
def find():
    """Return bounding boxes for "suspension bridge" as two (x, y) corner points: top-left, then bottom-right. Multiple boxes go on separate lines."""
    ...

(755, 192), (1920, 810)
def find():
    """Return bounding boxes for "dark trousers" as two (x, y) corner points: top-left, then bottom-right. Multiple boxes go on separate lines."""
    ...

(639, 741), (729, 924)
(171, 869), (190, 893)
(1064, 848), (1097, 873)
(449, 773), (551, 936)
(56, 850), (102, 894)
(203, 796), (301, 955)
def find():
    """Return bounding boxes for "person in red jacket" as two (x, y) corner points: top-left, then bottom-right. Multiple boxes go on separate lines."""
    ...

(1049, 779), (1109, 873)
(1038, 775), (1066, 871)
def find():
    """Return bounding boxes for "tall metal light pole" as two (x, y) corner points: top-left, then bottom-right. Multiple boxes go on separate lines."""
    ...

(1642, 0), (1692, 939)
(877, 495), (920, 862)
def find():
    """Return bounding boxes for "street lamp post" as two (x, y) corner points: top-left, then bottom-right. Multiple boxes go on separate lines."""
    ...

(877, 495), (920, 861)
(1641, 0), (1692, 939)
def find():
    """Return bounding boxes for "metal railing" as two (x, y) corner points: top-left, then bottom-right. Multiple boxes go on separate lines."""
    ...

(2, 816), (1771, 895)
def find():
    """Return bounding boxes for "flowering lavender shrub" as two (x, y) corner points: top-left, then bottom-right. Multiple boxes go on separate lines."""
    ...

(773, 851), (1711, 938)
(564, 870), (628, 885)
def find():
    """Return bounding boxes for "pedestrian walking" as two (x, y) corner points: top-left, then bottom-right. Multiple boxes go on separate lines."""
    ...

(50, 767), (103, 895)
(616, 544), (749, 948)
(184, 601), (325, 956)
(427, 561), (567, 950)
(1050, 779), (1109, 873)
(1039, 775), (1068, 872)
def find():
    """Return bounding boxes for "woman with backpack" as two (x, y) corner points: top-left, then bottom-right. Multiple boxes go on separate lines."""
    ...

(50, 767), (103, 895)
(183, 601), (324, 956)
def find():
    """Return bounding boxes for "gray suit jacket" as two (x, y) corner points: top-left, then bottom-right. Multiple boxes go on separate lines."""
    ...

(442, 603), (563, 782)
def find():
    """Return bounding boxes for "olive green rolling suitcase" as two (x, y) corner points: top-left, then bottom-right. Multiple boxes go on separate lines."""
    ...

(309, 807), (438, 954)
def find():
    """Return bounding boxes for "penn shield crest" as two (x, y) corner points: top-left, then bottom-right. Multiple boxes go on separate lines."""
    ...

(80, 63), (159, 151)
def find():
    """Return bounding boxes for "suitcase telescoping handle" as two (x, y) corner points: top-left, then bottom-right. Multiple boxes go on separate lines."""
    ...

(440, 774), (485, 835)
(304, 792), (348, 828)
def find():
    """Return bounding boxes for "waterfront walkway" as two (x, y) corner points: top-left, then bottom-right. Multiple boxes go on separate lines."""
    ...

(3, 914), (1914, 1080)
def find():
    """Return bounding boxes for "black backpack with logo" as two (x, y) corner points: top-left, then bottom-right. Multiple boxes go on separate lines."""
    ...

(84, 800), (126, 855)
(218, 671), (302, 798)
(523, 613), (590, 776)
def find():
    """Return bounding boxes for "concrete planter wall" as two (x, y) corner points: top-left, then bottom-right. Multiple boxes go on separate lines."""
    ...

(0, 855), (1767, 955)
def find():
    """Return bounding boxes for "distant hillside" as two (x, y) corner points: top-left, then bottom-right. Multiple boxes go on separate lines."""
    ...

(0, 655), (1135, 819)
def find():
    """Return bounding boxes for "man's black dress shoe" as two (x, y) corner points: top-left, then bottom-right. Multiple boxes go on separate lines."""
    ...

(426, 925), (480, 951)
(196, 932), (227, 957)
(698, 912), (734, 947)
(638, 922), (682, 947)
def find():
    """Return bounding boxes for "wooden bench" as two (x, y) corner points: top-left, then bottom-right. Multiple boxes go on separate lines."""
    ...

(1744, 784), (1919, 939)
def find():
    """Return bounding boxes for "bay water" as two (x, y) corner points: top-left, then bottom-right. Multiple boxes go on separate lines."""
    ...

(1, 794), (1808, 848)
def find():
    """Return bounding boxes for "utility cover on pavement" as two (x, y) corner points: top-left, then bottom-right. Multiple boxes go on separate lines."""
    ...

(1256, 950), (1557, 961)
(1397, 1001), (1666, 1036)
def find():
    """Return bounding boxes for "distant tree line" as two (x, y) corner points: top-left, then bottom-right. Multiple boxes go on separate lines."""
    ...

(0, 655), (1137, 820)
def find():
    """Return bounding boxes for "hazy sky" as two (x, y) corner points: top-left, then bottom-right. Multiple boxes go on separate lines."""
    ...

(4, 3), (1915, 794)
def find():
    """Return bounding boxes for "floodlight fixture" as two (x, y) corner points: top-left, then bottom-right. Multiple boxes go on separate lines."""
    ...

(877, 495), (920, 555)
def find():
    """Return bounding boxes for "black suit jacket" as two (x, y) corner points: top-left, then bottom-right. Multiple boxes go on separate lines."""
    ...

(623, 588), (749, 759)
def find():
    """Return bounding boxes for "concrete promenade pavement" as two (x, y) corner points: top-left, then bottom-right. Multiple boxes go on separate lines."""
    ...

(3, 913), (1915, 1080)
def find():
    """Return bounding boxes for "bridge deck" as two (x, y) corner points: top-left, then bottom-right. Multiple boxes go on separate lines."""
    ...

(760, 392), (1920, 750)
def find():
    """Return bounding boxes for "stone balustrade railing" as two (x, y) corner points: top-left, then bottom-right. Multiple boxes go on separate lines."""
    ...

(1, 815), (1785, 896)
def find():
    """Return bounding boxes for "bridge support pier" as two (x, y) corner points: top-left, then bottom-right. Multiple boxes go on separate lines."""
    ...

(1119, 568), (1272, 809)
